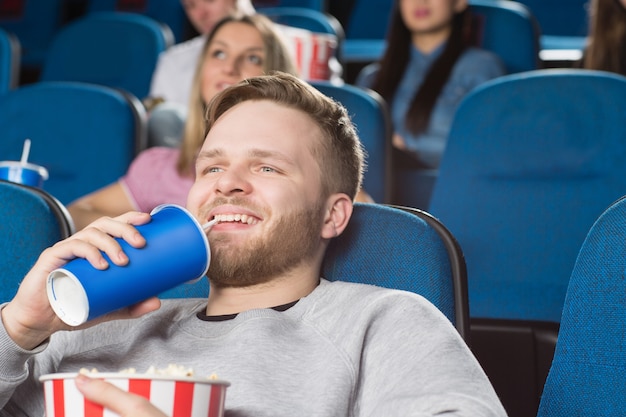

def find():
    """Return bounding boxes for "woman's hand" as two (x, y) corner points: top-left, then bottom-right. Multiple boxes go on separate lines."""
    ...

(75, 374), (167, 417)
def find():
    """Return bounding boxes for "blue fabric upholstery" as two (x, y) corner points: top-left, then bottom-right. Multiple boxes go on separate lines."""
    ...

(516, 0), (588, 37)
(0, 0), (64, 70)
(259, 6), (343, 36)
(87, 0), (187, 43)
(322, 203), (469, 339)
(428, 69), (626, 323)
(161, 203), (470, 340)
(537, 195), (626, 416)
(0, 81), (147, 205)
(0, 27), (19, 94)
(253, 0), (326, 10)
(469, 0), (541, 73)
(310, 81), (392, 204)
(0, 179), (73, 302)
(40, 12), (174, 100)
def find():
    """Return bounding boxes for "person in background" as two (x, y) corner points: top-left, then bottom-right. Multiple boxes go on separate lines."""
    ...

(579, 0), (626, 75)
(149, 0), (256, 107)
(149, 0), (341, 109)
(0, 72), (507, 417)
(67, 14), (298, 231)
(356, 0), (505, 169)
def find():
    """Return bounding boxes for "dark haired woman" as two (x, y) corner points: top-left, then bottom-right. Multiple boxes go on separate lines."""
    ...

(357, 0), (505, 168)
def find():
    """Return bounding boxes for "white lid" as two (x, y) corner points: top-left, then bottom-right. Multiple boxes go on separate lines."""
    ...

(0, 160), (49, 180)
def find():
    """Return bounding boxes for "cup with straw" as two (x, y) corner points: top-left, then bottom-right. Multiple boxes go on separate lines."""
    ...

(0, 138), (49, 187)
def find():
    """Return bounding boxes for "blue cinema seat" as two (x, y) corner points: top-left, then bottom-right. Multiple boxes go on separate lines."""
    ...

(0, 179), (74, 302)
(40, 12), (174, 100)
(427, 68), (626, 417)
(310, 81), (392, 204)
(537, 195), (626, 416)
(87, 0), (188, 43)
(160, 203), (470, 341)
(0, 0), (65, 71)
(0, 81), (147, 205)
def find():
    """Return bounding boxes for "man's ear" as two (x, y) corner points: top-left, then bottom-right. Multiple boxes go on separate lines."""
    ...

(321, 193), (353, 239)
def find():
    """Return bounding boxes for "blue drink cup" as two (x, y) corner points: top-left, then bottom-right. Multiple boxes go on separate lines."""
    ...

(0, 160), (49, 188)
(46, 204), (210, 326)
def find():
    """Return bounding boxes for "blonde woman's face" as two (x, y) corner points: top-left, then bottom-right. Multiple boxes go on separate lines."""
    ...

(181, 0), (236, 35)
(200, 22), (266, 104)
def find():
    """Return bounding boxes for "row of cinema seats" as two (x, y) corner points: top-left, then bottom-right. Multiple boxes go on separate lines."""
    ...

(1, 4), (624, 417)
(1, 67), (625, 417)
(0, 11), (174, 100)
(3, 161), (626, 417)
(0, 0), (346, 86)
(0, 0), (572, 98)
(0, 6), (345, 97)
(0, 0), (581, 91)
(0, 1), (546, 94)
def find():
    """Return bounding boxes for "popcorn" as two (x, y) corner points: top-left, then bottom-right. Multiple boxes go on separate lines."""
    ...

(78, 364), (218, 380)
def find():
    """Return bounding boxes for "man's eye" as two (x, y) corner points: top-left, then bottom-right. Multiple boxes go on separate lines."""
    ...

(260, 166), (276, 173)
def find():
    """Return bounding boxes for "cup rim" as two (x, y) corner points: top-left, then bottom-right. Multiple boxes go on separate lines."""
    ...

(39, 372), (230, 386)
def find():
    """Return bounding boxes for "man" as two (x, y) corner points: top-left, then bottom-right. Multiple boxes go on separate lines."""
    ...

(0, 73), (506, 416)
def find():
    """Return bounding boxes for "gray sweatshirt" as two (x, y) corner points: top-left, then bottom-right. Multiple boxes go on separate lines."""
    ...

(0, 279), (507, 416)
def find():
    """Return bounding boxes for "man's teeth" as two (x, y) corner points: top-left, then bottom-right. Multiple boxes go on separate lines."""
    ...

(213, 214), (258, 225)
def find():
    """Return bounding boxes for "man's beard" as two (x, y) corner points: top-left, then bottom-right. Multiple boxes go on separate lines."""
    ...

(207, 201), (325, 288)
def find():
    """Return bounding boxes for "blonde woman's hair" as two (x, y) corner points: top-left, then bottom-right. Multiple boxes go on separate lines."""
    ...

(177, 13), (298, 175)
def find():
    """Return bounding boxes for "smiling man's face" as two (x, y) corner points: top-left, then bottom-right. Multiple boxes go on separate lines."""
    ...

(187, 99), (326, 287)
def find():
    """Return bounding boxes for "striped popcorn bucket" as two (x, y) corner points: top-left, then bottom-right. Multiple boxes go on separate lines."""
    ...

(40, 373), (229, 417)
(280, 26), (338, 81)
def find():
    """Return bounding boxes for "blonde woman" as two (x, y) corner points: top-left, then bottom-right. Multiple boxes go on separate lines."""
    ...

(68, 14), (298, 230)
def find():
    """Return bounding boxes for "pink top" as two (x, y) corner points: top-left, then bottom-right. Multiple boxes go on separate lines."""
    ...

(120, 147), (194, 213)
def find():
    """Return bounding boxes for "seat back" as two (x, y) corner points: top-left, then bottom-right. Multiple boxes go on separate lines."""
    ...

(260, 6), (342, 35)
(253, 0), (326, 10)
(160, 203), (470, 341)
(0, 0), (64, 70)
(0, 27), (19, 94)
(322, 203), (469, 340)
(469, 0), (541, 73)
(87, 0), (188, 43)
(40, 12), (174, 99)
(429, 69), (626, 323)
(310, 81), (392, 203)
(344, 0), (392, 40)
(0, 81), (147, 204)
(516, 0), (588, 37)
(427, 69), (626, 416)
(0, 179), (74, 302)
(537, 195), (626, 416)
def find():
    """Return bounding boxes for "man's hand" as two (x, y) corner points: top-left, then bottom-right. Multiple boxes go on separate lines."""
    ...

(1, 211), (160, 350)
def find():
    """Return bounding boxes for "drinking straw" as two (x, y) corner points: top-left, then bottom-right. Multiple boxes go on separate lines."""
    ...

(202, 218), (218, 231)
(20, 138), (31, 165)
